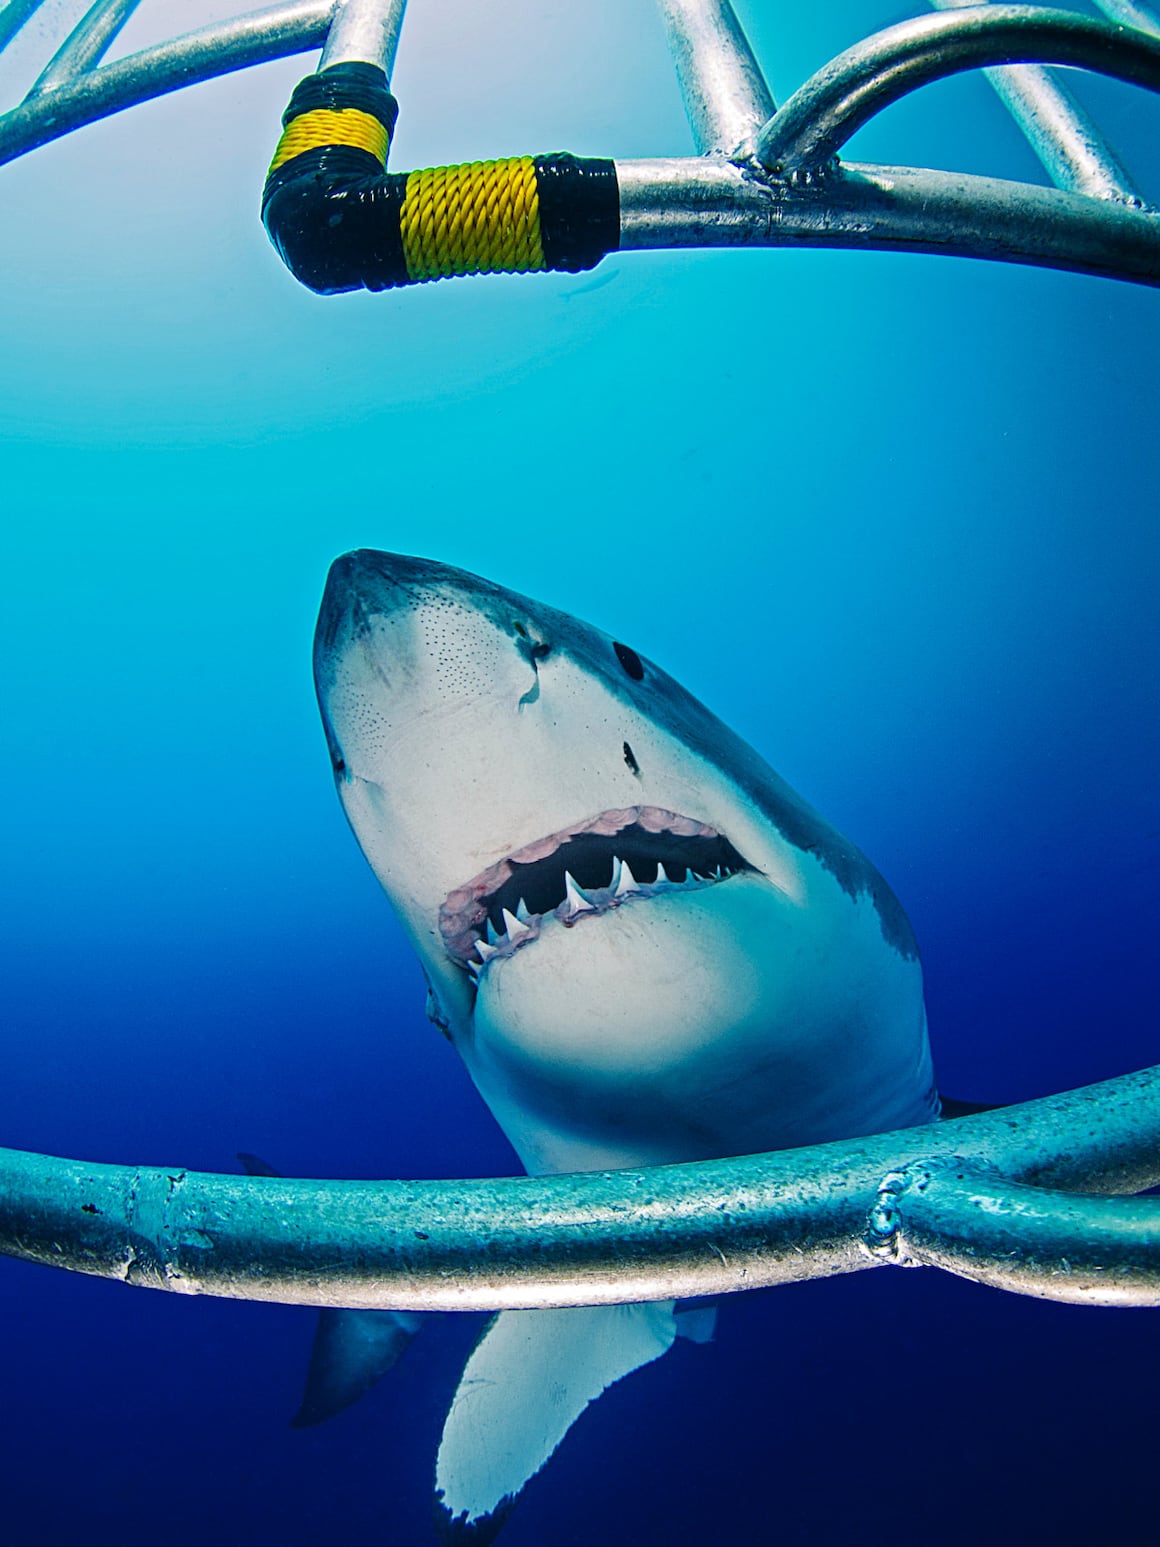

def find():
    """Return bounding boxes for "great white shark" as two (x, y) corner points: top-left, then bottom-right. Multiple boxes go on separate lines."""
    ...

(311, 549), (939, 1542)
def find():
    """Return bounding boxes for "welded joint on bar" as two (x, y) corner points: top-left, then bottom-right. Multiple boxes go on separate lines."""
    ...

(863, 1156), (1006, 1268)
(864, 1163), (931, 1266)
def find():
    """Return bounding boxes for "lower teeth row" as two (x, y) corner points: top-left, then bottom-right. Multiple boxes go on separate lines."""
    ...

(467, 855), (730, 978)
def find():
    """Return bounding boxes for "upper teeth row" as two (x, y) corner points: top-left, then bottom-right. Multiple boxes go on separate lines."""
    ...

(467, 856), (727, 978)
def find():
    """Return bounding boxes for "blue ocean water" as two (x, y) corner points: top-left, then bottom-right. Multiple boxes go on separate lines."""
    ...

(1, 2), (1158, 1542)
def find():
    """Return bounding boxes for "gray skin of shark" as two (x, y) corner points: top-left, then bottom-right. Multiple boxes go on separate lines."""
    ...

(313, 550), (938, 1178)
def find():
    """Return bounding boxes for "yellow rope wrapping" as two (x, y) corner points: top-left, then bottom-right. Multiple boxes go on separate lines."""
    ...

(269, 109), (389, 174)
(399, 158), (545, 281)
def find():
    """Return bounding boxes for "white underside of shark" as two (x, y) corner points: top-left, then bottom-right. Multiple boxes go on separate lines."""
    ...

(312, 551), (938, 1542)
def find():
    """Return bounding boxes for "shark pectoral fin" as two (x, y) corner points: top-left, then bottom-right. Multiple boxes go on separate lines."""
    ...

(434, 1301), (678, 1543)
(290, 1308), (424, 1428)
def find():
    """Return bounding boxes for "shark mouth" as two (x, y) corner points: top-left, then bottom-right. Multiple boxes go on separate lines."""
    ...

(438, 805), (755, 979)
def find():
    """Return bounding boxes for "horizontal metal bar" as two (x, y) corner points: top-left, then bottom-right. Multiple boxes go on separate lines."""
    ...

(0, 2), (1156, 296)
(318, 0), (406, 74)
(0, 0), (336, 169)
(755, 6), (1160, 176)
(615, 156), (1160, 285)
(30, 0), (143, 94)
(875, 1161), (1160, 1306)
(0, 1066), (1158, 1312)
(929, 0), (1142, 204)
(656, 0), (775, 156)
(0, 0), (47, 54)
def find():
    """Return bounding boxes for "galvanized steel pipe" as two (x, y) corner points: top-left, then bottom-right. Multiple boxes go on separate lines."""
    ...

(0, 0), (336, 168)
(1092, 0), (1160, 33)
(656, 0), (775, 156)
(318, 0), (406, 75)
(0, 0), (47, 54)
(755, 6), (1160, 175)
(870, 1160), (1160, 1305)
(1, 1066), (1158, 1313)
(29, 0), (144, 94)
(615, 157), (1160, 286)
(928, 0), (1143, 204)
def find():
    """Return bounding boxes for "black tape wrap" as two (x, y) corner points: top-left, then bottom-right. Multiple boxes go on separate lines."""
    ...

(262, 62), (407, 294)
(262, 67), (620, 296)
(536, 155), (620, 273)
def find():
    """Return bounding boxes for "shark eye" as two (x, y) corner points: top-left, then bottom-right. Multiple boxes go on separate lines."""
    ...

(613, 642), (644, 681)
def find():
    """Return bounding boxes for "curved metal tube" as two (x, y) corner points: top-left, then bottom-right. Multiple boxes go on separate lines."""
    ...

(872, 1161), (1160, 1305)
(928, 0), (1143, 204)
(0, 1066), (1158, 1313)
(0, 0), (335, 169)
(615, 158), (1160, 286)
(755, 6), (1160, 175)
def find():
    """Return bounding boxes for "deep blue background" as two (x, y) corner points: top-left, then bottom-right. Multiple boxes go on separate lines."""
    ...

(1, 2), (1158, 1542)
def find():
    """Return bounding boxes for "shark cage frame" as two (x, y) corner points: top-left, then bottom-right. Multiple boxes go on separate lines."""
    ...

(1, 0), (1158, 1310)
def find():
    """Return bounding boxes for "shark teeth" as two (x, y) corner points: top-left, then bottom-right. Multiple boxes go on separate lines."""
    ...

(502, 907), (531, 941)
(469, 910), (542, 977)
(444, 809), (757, 981)
(563, 871), (595, 918)
(613, 857), (638, 898)
(466, 854), (748, 984)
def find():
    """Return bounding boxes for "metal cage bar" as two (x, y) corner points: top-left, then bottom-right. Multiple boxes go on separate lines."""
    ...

(0, 1), (1158, 1311)
(0, 3), (336, 169)
(929, 0), (1144, 203)
(1, 1067), (1159, 1312)
(1093, 0), (1160, 31)
(30, 0), (144, 93)
(0, 2), (1158, 286)
(753, 8), (1160, 175)
(0, 0), (46, 53)
(656, 0), (776, 155)
(318, 0), (405, 74)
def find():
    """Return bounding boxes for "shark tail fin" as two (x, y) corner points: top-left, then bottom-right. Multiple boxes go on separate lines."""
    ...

(434, 1301), (677, 1543)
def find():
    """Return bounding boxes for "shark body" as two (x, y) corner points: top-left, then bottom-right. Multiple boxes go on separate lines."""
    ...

(312, 550), (938, 1539)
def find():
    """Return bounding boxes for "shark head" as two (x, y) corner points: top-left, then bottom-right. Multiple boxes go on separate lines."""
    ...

(314, 550), (936, 1174)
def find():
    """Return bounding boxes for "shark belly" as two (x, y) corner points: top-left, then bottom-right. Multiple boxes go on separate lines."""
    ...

(465, 868), (933, 1175)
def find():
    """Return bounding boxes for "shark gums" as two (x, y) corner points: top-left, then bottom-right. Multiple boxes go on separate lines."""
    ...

(311, 550), (939, 1542)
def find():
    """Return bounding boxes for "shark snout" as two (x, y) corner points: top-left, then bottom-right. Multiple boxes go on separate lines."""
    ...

(313, 549), (564, 785)
(314, 549), (409, 654)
